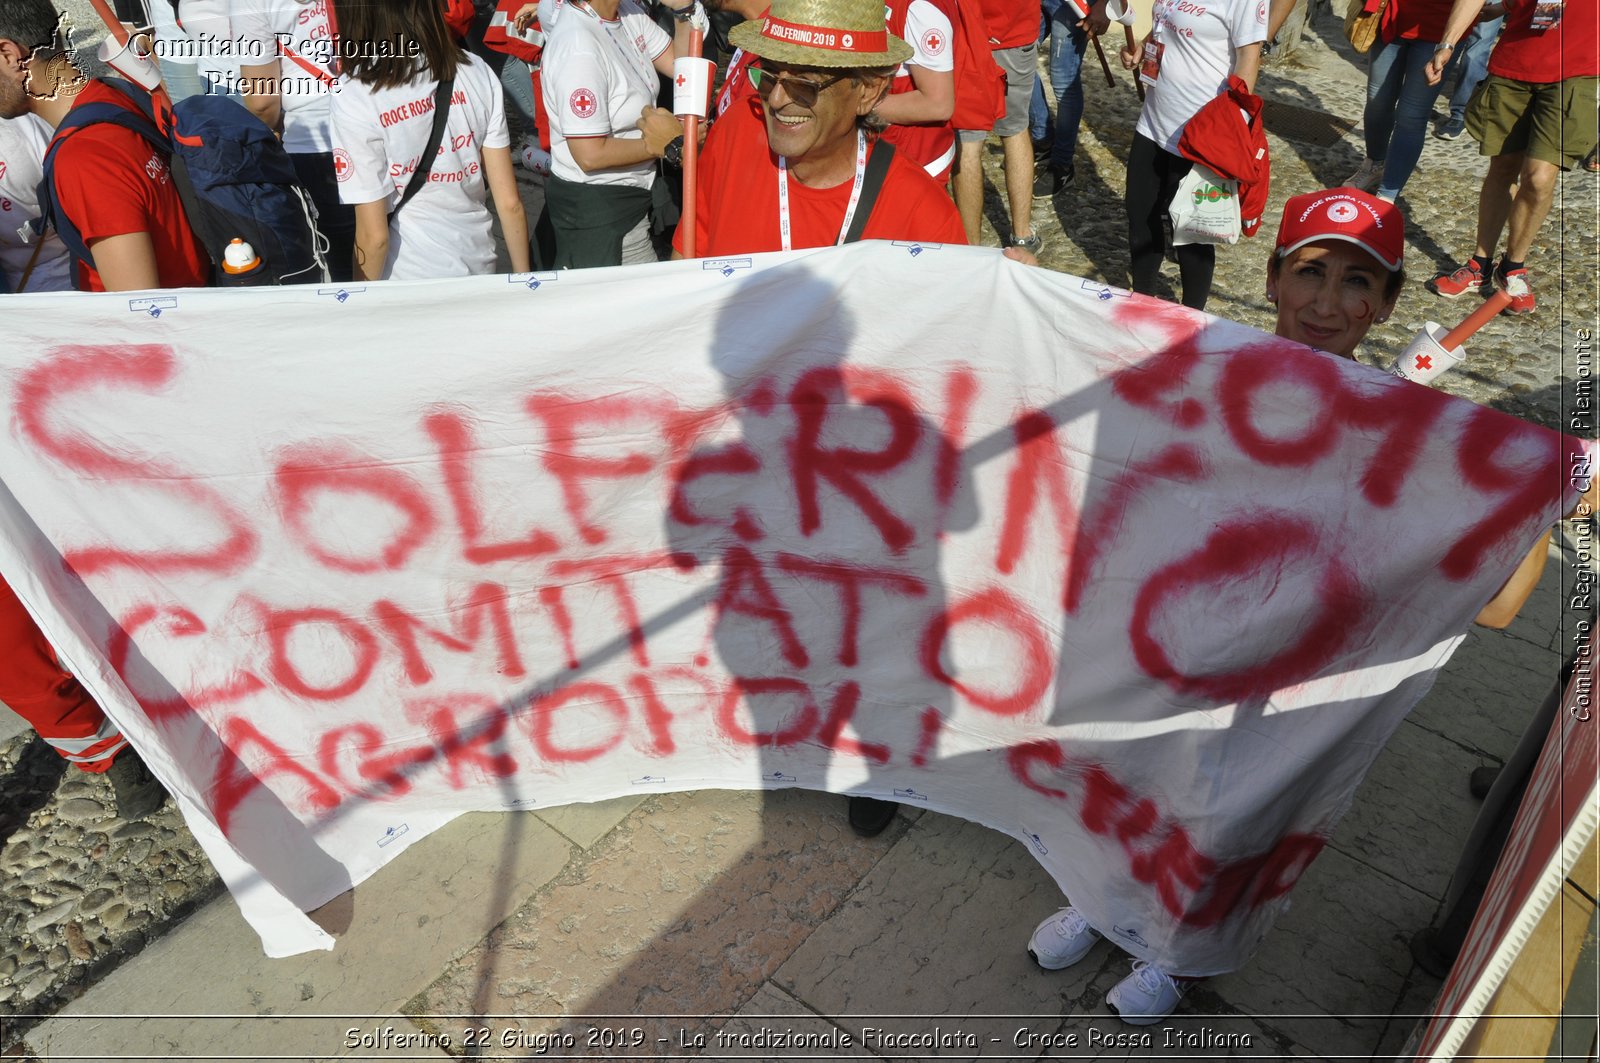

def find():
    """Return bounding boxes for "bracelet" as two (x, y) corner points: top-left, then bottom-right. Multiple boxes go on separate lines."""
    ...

(1435, 41), (1455, 50)
(668, 2), (700, 22)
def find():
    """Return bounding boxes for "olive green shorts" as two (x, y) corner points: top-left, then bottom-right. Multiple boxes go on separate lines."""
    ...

(1466, 74), (1600, 170)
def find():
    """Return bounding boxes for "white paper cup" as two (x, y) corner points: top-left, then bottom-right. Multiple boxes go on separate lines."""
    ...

(1105, 0), (1137, 26)
(1390, 322), (1465, 385)
(98, 29), (162, 92)
(672, 57), (715, 118)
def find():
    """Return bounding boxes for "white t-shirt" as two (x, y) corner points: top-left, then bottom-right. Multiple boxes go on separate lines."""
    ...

(899, 0), (956, 77)
(152, 0), (237, 88)
(231, 0), (338, 154)
(541, 0), (670, 189)
(330, 52), (511, 280)
(1135, 0), (1266, 153)
(0, 115), (71, 293)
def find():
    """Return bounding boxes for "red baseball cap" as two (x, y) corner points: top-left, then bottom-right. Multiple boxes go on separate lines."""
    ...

(1274, 188), (1404, 272)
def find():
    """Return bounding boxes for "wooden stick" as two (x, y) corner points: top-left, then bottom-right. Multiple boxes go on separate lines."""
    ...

(1123, 26), (1144, 101)
(1090, 32), (1115, 89)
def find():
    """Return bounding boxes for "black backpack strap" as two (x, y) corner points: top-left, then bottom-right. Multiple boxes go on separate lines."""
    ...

(842, 138), (895, 244)
(394, 77), (455, 217)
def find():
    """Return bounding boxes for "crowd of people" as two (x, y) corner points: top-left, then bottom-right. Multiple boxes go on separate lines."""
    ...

(0, 0), (1594, 1030)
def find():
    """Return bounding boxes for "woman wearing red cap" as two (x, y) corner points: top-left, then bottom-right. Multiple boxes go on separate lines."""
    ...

(1027, 186), (1582, 1025)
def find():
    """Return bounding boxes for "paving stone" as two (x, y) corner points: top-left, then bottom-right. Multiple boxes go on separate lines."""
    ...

(1207, 847), (1435, 1058)
(1372, 969), (1441, 1060)
(27, 811), (566, 1061)
(533, 795), (647, 849)
(774, 809), (1093, 1059)
(62, 923), (92, 963)
(24, 902), (75, 934)
(1407, 625), (1564, 759)
(697, 981), (870, 1061)
(1328, 719), (1484, 899)
(54, 800), (105, 825)
(1043, 986), (1298, 1061)
(410, 789), (890, 1055)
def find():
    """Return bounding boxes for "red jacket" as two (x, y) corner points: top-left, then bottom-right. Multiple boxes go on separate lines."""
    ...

(1177, 76), (1270, 238)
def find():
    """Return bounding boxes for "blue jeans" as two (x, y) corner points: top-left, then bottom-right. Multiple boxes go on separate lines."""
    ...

(500, 57), (541, 132)
(1363, 37), (1454, 198)
(1026, 5), (1088, 169)
(1448, 17), (1502, 120)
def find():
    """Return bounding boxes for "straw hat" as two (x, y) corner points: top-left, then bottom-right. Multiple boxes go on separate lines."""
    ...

(729, 0), (911, 68)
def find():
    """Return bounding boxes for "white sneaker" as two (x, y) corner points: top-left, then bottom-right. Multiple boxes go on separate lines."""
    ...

(1344, 157), (1382, 193)
(1027, 906), (1102, 970)
(1105, 960), (1191, 1025)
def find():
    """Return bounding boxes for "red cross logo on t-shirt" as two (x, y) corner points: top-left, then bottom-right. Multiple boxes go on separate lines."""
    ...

(570, 88), (598, 118)
(333, 148), (353, 183)
(922, 29), (944, 55)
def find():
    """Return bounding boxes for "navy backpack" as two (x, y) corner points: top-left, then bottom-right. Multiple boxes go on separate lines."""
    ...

(36, 78), (327, 287)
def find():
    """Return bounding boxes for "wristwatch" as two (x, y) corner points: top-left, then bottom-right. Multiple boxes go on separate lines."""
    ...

(667, 1), (699, 21)
(662, 135), (684, 167)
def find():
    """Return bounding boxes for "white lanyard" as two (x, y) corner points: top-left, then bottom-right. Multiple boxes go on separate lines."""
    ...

(578, 2), (657, 100)
(777, 131), (868, 252)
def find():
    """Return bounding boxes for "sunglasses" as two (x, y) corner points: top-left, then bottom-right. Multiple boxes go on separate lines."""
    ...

(745, 65), (850, 109)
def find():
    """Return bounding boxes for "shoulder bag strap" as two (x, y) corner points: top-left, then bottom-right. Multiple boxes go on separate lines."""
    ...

(842, 138), (895, 244)
(393, 77), (456, 218)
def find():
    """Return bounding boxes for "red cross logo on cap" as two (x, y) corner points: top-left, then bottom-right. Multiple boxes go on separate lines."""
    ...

(1326, 201), (1359, 224)
(333, 148), (353, 183)
(570, 88), (598, 118)
(922, 29), (944, 53)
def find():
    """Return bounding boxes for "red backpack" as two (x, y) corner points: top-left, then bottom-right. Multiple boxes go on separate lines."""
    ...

(938, 0), (1006, 133)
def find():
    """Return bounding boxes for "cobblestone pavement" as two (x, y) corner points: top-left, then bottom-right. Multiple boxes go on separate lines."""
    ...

(2, 2), (1595, 1051)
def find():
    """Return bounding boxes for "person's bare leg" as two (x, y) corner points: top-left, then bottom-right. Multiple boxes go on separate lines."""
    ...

(953, 138), (985, 244)
(1503, 155), (1559, 263)
(1002, 129), (1035, 240)
(1473, 152), (1523, 259)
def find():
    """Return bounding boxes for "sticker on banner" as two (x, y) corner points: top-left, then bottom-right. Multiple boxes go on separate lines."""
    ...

(129, 296), (177, 317)
(377, 824), (410, 848)
(508, 271), (560, 290)
(318, 287), (366, 303)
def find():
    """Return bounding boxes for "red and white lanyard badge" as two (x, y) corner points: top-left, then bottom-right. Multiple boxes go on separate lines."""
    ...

(776, 131), (867, 252)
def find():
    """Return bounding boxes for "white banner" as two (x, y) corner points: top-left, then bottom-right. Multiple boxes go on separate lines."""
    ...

(0, 243), (1586, 968)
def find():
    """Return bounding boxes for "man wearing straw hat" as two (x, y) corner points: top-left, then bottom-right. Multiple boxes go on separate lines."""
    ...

(671, 0), (967, 256)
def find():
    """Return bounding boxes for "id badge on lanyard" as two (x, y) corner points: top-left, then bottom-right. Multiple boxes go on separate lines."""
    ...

(1530, 0), (1563, 32)
(1139, 37), (1165, 85)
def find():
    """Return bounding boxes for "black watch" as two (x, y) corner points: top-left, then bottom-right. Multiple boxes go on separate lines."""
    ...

(667, 1), (698, 21)
(662, 134), (684, 167)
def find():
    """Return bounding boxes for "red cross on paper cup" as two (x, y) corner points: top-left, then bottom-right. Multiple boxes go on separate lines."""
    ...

(1414, 353), (1432, 372)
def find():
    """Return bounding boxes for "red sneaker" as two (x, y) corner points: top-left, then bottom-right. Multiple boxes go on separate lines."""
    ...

(1495, 266), (1536, 314)
(1427, 259), (1491, 299)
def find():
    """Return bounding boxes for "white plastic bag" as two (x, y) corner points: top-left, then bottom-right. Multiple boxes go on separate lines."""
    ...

(1169, 164), (1241, 246)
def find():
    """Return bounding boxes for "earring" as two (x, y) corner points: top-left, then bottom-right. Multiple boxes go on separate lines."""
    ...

(1266, 291), (1277, 303)
(1376, 314), (1388, 323)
